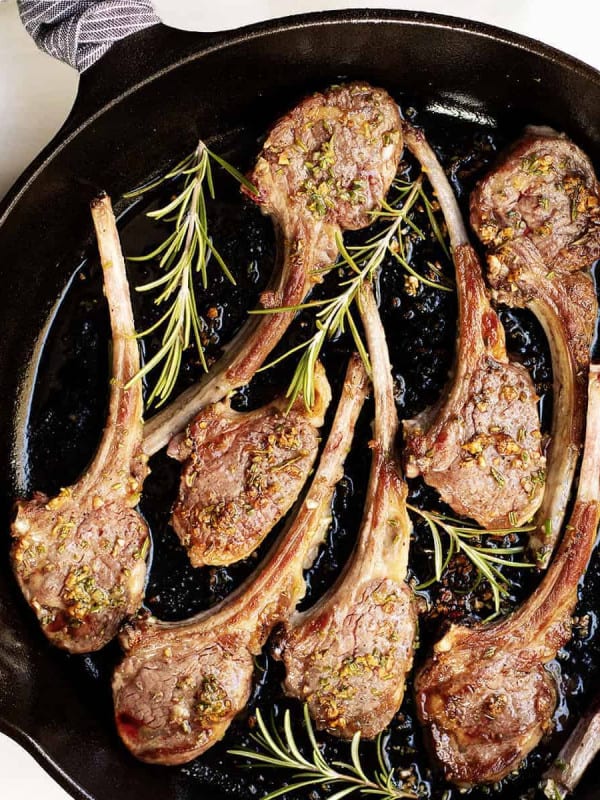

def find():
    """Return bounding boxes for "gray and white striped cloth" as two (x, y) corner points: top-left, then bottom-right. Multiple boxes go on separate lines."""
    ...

(17, 0), (160, 71)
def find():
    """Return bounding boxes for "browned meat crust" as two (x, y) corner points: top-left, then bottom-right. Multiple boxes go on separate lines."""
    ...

(10, 195), (149, 653)
(470, 128), (600, 273)
(112, 357), (369, 764)
(142, 82), (403, 455)
(470, 128), (600, 564)
(402, 124), (545, 528)
(415, 366), (600, 787)
(405, 245), (545, 527)
(274, 282), (417, 739)
(168, 366), (330, 567)
(112, 83), (407, 764)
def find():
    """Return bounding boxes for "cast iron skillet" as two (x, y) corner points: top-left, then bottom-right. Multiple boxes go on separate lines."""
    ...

(1, 9), (600, 800)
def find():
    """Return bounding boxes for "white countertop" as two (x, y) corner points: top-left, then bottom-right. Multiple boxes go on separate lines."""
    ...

(1, 1), (600, 798)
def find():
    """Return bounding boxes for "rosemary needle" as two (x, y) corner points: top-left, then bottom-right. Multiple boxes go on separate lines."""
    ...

(407, 504), (535, 617)
(124, 140), (256, 408)
(229, 706), (419, 800)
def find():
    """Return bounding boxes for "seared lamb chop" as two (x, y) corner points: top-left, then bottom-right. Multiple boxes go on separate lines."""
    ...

(414, 363), (600, 788)
(168, 366), (331, 567)
(402, 124), (546, 528)
(112, 357), (368, 764)
(541, 693), (600, 799)
(142, 82), (402, 456)
(470, 128), (600, 564)
(11, 195), (149, 654)
(273, 281), (417, 739)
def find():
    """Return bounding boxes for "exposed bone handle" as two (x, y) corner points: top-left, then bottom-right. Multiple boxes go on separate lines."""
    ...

(542, 695), (600, 798)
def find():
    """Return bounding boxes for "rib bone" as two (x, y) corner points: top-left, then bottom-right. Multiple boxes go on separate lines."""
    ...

(142, 82), (402, 456)
(402, 123), (545, 529)
(273, 281), (417, 739)
(10, 194), (150, 653)
(541, 694), (600, 799)
(112, 357), (368, 764)
(167, 366), (331, 567)
(470, 128), (600, 564)
(414, 363), (600, 788)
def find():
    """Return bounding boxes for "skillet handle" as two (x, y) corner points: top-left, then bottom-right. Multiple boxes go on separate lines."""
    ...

(17, 0), (160, 71)
(18, 4), (224, 139)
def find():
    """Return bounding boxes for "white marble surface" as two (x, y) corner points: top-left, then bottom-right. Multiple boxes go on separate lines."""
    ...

(1, 0), (600, 798)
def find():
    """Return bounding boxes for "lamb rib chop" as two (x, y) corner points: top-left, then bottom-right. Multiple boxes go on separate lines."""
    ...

(470, 128), (600, 565)
(167, 365), (331, 567)
(273, 280), (416, 739)
(142, 82), (402, 457)
(11, 194), (150, 654)
(112, 356), (368, 764)
(402, 123), (546, 529)
(541, 693), (600, 799)
(414, 363), (600, 788)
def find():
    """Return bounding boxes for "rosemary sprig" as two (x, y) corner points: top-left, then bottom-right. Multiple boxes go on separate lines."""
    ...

(229, 706), (419, 800)
(255, 174), (453, 410)
(124, 140), (256, 408)
(354, 176), (453, 294)
(407, 504), (535, 617)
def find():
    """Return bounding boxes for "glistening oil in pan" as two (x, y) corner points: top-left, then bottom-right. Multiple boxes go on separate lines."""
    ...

(21, 100), (600, 800)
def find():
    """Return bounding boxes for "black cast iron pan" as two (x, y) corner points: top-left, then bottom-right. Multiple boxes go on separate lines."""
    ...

(1, 9), (600, 800)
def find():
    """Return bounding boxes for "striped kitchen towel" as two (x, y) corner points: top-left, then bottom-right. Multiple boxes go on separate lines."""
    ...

(17, 0), (160, 71)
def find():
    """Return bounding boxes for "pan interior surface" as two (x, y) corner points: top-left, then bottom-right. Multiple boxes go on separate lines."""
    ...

(1, 13), (600, 800)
